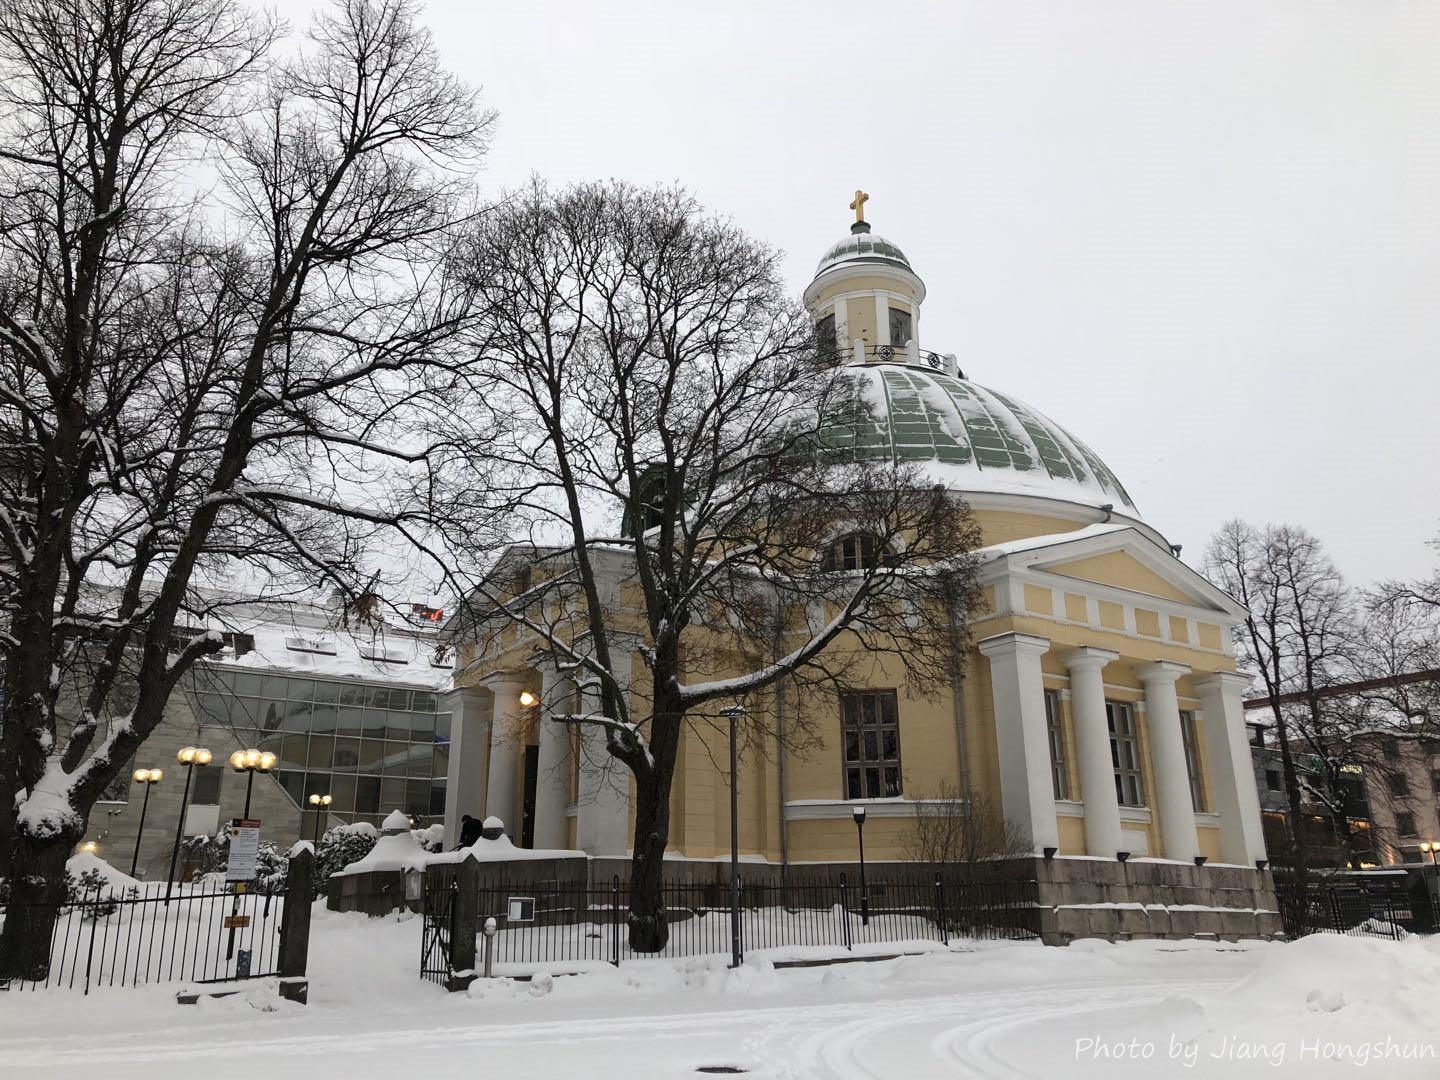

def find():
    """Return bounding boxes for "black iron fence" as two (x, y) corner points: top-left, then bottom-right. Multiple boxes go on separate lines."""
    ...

(1273, 876), (1440, 941)
(0, 883), (288, 993)
(425, 871), (1034, 980)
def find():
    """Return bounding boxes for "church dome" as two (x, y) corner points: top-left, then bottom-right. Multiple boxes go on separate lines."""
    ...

(829, 363), (1139, 514)
(815, 222), (913, 276)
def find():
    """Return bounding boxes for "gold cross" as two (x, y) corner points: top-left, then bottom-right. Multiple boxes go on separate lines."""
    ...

(849, 189), (869, 223)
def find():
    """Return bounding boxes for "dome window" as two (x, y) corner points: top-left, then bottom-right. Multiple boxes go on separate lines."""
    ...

(887, 307), (913, 348)
(815, 313), (839, 363)
(822, 532), (892, 573)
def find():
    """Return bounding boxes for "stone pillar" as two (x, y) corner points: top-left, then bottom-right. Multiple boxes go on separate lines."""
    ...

(1195, 672), (1268, 866)
(575, 647), (637, 858)
(1136, 661), (1200, 862)
(278, 846), (314, 1004)
(442, 685), (492, 847)
(483, 672), (530, 838)
(532, 663), (573, 851)
(1061, 646), (1123, 857)
(977, 632), (1058, 853)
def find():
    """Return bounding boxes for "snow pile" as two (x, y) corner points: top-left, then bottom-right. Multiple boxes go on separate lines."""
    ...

(427, 830), (585, 865)
(65, 849), (140, 891)
(331, 823), (428, 877)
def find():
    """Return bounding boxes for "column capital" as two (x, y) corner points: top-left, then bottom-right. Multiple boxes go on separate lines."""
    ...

(1060, 646), (1119, 673)
(977, 631), (1050, 659)
(478, 667), (531, 692)
(1193, 671), (1253, 696)
(441, 684), (491, 710)
(1135, 660), (1191, 686)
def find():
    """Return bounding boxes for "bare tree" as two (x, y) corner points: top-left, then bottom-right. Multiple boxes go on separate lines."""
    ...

(0, 0), (489, 978)
(901, 781), (1029, 876)
(440, 181), (985, 951)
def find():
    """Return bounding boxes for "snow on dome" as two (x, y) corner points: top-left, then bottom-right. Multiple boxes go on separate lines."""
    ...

(814, 224), (913, 277)
(482, 815), (504, 831)
(380, 809), (412, 833)
(824, 363), (1139, 514)
(66, 849), (140, 891)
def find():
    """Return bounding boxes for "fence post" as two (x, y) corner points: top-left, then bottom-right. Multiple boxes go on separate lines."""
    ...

(934, 874), (948, 946)
(448, 854), (480, 991)
(611, 876), (621, 967)
(838, 873), (852, 951)
(278, 846), (314, 1004)
(82, 886), (101, 996)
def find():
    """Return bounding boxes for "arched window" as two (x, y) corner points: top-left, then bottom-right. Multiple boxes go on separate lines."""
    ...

(822, 532), (890, 572)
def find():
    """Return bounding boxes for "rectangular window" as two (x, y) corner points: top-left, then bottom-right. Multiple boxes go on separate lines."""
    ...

(887, 306), (913, 346)
(1384, 738), (1401, 760)
(1179, 710), (1207, 812)
(1106, 701), (1144, 807)
(1396, 811), (1417, 837)
(815, 313), (838, 361)
(1431, 770), (1440, 796)
(1266, 768), (1281, 792)
(191, 765), (222, 806)
(840, 690), (902, 799)
(1388, 774), (1410, 798)
(1043, 689), (1068, 799)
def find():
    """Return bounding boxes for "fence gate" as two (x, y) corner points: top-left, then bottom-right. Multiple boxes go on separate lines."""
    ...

(420, 879), (459, 986)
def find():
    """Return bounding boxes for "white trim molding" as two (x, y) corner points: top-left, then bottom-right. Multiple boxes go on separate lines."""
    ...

(784, 798), (953, 822)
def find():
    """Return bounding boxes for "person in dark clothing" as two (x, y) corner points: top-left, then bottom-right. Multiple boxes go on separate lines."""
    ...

(458, 814), (483, 848)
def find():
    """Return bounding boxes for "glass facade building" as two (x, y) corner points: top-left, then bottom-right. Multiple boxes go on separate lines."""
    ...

(187, 666), (450, 826)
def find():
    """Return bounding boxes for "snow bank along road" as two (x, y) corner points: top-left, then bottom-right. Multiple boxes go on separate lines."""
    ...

(3, 907), (1439, 1079)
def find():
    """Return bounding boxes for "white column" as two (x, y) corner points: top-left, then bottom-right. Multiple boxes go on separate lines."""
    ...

(1195, 672), (1268, 866)
(442, 685), (491, 846)
(977, 632), (1058, 853)
(532, 663), (572, 851)
(875, 291), (891, 345)
(1136, 661), (1200, 862)
(574, 647), (636, 858)
(483, 672), (529, 838)
(1061, 647), (1124, 857)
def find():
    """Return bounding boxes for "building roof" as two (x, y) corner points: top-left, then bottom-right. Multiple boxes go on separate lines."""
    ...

(814, 222), (914, 276)
(824, 362), (1139, 514)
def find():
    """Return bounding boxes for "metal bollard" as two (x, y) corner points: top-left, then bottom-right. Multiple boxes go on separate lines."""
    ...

(482, 916), (497, 979)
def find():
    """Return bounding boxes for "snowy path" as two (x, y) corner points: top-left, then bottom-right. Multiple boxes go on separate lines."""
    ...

(4, 907), (1440, 1079)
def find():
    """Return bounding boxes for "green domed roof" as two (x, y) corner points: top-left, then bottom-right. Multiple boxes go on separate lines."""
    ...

(825, 364), (1138, 513)
(815, 224), (914, 276)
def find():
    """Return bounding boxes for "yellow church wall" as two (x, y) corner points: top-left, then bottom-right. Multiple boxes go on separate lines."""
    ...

(1064, 593), (1089, 622)
(1134, 609), (1161, 639)
(1098, 601), (1125, 631)
(1023, 584), (1054, 616)
(1197, 826), (1222, 863)
(973, 510), (1087, 547)
(786, 816), (915, 862)
(1047, 551), (1195, 604)
(1169, 615), (1191, 644)
(1197, 623), (1223, 650)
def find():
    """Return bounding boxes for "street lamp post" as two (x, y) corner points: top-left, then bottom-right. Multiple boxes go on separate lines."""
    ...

(229, 748), (278, 819)
(308, 793), (333, 845)
(166, 745), (212, 903)
(720, 705), (745, 968)
(852, 805), (869, 926)
(1422, 841), (1439, 867)
(129, 768), (163, 877)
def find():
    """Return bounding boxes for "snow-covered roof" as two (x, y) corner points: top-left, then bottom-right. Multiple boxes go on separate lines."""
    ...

(814, 223), (914, 276)
(824, 363), (1139, 514)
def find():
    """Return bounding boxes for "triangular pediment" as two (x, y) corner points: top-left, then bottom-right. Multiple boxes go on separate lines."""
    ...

(981, 524), (1246, 617)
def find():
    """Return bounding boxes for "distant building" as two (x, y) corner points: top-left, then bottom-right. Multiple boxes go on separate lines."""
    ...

(80, 597), (453, 879)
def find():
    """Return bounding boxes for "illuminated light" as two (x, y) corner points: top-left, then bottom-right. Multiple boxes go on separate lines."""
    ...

(146, 768), (163, 783)
(257, 751), (277, 772)
(78, 841), (98, 854)
(134, 767), (150, 783)
(518, 690), (539, 708)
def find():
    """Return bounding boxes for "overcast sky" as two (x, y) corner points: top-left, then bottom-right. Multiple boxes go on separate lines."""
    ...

(335, 0), (1439, 587)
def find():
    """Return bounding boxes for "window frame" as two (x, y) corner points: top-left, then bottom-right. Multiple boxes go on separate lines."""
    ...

(887, 305), (913, 347)
(839, 690), (903, 800)
(1106, 700), (1145, 808)
(1179, 709), (1207, 812)
(1043, 688), (1069, 800)
(1396, 810), (1417, 837)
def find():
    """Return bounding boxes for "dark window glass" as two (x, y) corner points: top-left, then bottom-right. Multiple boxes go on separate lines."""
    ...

(1106, 701), (1144, 807)
(337, 706), (366, 735)
(355, 776), (381, 814)
(1179, 710), (1206, 812)
(888, 306), (913, 346)
(1396, 811), (1417, 837)
(191, 765), (222, 805)
(816, 313), (838, 361)
(1388, 774), (1410, 798)
(839, 690), (902, 799)
(1044, 689), (1068, 800)
(1266, 769), (1281, 791)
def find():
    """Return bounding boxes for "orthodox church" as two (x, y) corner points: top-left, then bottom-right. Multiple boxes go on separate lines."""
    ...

(443, 195), (1276, 941)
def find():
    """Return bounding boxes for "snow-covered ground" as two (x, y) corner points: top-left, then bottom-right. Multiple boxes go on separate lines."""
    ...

(3, 904), (1439, 1079)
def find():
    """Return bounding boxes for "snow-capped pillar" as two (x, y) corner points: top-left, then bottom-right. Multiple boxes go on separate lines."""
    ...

(977, 632), (1058, 854)
(1061, 646), (1124, 857)
(1136, 661), (1200, 862)
(531, 661), (572, 851)
(442, 685), (492, 846)
(483, 671), (530, 839)
(1195, 672), (1268, 866)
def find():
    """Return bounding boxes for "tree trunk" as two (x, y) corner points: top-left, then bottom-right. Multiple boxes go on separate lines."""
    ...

(627, 770), (673, 953)
(0, 832), (73, 981)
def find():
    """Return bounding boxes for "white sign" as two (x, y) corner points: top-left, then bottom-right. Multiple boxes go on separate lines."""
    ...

(226, 819), (261, 882)
(507, 896), (536, 923)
